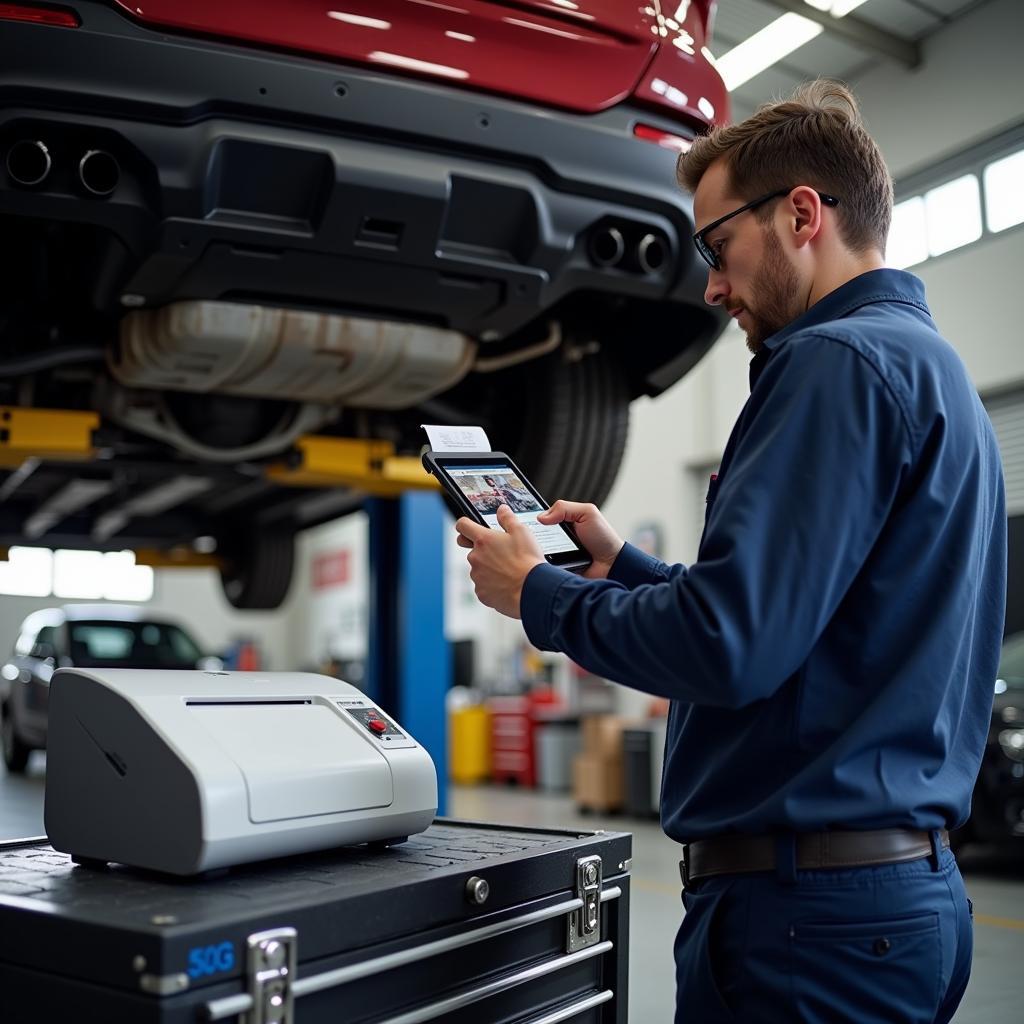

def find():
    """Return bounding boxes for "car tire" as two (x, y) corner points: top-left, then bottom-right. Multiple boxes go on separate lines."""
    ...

(219, 529), (296, 611)
(509, 344), (631, 508)
(1, 703), (31, 774)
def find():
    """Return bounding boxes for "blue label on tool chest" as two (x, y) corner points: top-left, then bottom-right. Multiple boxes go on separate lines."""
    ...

(187, 941), (235, 979)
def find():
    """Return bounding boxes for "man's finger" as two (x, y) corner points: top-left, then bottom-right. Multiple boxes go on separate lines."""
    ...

(456, 535), (473, 549)
(537, 500), (564, 524)
(496, 504), (517, 531)
(455, 516), (489, 543)
(538, 499), (585, 524)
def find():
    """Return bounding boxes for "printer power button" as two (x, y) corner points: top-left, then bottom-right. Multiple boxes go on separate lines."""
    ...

(368, 719), (388, 735)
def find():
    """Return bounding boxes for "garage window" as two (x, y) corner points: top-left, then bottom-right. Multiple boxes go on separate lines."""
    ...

(889, 129), (1024, 269)
(0, 547), (153, 600)
(888, 197), (929, 270)
(984, 149), (1024, 234)
(0, 546), (52, 597)
(924, 175), (982, 257)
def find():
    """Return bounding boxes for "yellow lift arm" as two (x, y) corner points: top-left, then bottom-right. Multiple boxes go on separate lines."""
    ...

(265, 435), (439, 498)
(0, 407), (98, 469)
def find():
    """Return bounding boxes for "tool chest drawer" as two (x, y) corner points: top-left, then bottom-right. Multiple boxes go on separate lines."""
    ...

(0, 820), (631, 1023)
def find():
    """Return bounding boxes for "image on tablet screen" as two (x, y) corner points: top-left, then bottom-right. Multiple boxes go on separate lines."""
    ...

(446, 464), (578, 555)
(452, 470), (541, 516)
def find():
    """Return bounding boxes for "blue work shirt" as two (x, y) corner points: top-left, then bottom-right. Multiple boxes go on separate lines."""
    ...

(522, 268), (1007, 842)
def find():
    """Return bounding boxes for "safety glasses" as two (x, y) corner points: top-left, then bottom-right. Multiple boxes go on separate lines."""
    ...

(693, 187), (841, 271)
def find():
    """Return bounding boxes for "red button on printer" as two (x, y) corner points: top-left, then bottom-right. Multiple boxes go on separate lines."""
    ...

(368, 719), (388, 734)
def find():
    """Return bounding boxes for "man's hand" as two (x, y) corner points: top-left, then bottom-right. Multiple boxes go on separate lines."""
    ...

(536, 500), (624, 579)
(455, 505), (545, 619)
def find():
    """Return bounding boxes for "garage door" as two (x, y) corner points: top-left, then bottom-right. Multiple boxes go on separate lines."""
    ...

(984, 388), (1024, 516)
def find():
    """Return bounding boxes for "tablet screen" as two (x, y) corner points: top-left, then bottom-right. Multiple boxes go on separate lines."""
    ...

(445, 464), (581, 556)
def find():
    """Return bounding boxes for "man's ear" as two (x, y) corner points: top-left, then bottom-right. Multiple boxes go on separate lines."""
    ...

(788, 186), (823, 250)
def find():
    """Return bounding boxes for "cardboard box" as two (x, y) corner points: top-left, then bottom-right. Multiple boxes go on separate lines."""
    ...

(581, 715), (627, 759)
(573, 752), (624, 812)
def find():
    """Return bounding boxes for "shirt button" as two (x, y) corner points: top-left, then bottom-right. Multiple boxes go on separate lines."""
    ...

(873, 937), (891, 956)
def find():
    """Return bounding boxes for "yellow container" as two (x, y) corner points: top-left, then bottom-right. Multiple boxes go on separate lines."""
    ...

(449, 705), (491, 784)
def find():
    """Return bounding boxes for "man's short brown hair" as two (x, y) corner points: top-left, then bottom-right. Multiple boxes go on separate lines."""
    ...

(678, 79), (893, 255)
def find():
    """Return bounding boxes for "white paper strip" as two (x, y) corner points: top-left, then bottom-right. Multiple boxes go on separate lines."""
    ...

(421, 424), (492, 453)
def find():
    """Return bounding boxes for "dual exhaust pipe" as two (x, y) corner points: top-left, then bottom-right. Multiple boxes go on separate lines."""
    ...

(5, 139), (120, 197)
(589, 225), (667, 276)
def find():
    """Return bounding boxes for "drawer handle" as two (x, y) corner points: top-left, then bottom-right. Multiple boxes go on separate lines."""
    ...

(205, 886), (622, 1020)
(362, 943), (613, 1024)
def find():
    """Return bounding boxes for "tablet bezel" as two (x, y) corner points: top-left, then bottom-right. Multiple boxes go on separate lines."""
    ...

(424, 450), (592, 573)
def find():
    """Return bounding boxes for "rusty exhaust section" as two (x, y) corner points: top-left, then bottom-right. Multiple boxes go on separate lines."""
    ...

(113, 301), (477, 409)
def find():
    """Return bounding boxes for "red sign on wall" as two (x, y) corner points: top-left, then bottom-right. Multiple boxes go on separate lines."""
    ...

(312, 549), (351, 590)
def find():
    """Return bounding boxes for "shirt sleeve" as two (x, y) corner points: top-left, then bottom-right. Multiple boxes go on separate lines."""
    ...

(606, 542), (688, 588)
(519, 336), (912, 709)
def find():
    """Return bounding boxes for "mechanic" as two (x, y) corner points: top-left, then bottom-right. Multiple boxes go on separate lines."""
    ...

(454, 81), (1007, 1023)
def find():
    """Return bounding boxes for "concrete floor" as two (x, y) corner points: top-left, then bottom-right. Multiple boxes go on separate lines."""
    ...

(3, 759), (1022, 1019)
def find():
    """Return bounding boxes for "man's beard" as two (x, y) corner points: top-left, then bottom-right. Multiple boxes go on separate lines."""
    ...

(741, 226), (802, 354)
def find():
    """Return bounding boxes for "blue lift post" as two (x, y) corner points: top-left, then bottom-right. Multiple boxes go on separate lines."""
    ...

(366, 490), (451, 815)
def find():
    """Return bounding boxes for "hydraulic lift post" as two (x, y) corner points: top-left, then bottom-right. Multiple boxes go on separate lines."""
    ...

(366, 491), (450, 815)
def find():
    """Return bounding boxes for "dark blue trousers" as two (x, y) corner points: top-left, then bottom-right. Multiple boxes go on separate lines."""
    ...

(674, 837), (973, 1023)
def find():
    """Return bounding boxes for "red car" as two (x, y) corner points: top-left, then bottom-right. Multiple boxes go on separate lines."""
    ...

(0, 1), (728, 608)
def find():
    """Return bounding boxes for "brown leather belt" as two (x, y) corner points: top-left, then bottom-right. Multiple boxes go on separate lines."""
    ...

(680, 828), (949, 887)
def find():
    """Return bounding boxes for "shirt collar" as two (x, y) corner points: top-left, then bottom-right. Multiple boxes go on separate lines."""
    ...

(747, 269), (931, 390)
(762, 268), (931, 352)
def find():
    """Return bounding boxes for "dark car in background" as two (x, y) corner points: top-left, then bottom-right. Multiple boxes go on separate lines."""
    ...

(953, 632), (1024, 852)
(0, 1), (728, 609)
(0, 604), (213, 773)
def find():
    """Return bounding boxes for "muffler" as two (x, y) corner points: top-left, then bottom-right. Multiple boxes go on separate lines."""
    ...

(5, 139), (51, 187)
(113, 301), (478, 409)
(78, 149), (120, 197)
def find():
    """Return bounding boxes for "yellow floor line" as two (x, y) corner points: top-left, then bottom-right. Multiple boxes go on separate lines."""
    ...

(974, 912), (1024, 932)
(632, 877), (681, 895)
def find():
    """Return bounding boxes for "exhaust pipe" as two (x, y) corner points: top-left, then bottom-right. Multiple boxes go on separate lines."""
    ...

(6, 140), (51, 187)
(589, 226), (625, 268)
(78, 149), (120, 197)
(637, 233), (667, 275)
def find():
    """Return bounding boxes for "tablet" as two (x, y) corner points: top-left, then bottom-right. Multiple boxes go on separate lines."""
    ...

(423, 451), (592, 573)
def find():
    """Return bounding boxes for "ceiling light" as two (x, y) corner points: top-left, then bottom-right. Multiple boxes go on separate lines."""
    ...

(716, 13), (823, 91)
(804, 0), (870, 16)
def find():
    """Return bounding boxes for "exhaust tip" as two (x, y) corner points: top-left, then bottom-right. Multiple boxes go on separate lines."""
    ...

(637, 233), (667, 275)
(79, 149), (120, 197)
(6, 140), (51, 187)
(589, 226), (625, 268)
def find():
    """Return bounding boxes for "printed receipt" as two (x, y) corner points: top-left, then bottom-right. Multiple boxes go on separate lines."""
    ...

(421, 424), (493, 453)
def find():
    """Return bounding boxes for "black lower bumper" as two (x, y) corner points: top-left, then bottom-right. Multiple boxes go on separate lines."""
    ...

(0, 2), (724, 395)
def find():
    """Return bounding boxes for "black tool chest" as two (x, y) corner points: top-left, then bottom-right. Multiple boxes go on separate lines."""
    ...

(0, 820), (631, 1023)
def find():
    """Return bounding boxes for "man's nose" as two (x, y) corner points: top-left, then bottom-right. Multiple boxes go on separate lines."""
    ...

(704, 269), (728, 307)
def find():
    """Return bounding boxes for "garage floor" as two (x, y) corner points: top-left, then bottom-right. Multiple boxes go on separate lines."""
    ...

(2, 760), (1021, 1018)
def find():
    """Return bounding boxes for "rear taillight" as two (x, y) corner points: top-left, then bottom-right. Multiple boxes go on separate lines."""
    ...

(0, 3), (79, 27)
(633, 123), (692, 154)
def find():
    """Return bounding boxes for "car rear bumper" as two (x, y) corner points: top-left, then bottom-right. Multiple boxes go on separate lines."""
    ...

(0, 2), (725, 395)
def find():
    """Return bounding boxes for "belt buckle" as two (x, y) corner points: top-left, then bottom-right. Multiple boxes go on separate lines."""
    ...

(679, 845), (691, 890)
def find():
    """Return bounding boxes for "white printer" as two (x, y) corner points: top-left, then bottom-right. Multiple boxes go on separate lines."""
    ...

(43, 669), (437, 875)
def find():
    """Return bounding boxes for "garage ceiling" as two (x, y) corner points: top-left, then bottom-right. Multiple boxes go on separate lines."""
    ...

(707, 0), (992, 120)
